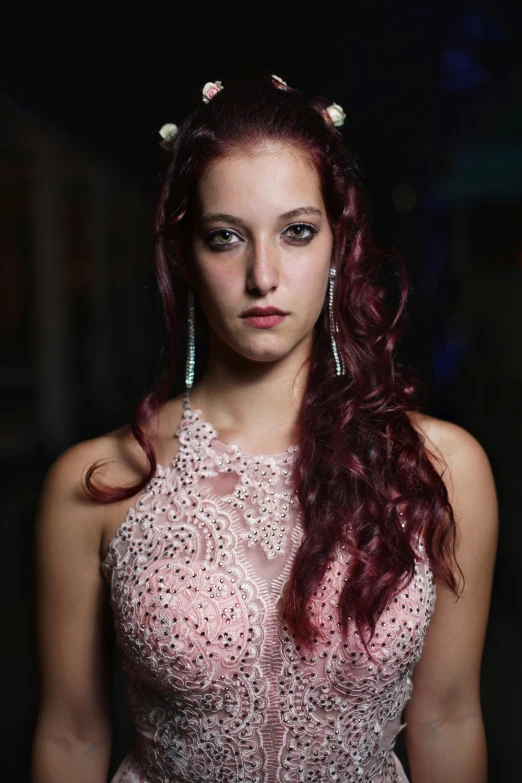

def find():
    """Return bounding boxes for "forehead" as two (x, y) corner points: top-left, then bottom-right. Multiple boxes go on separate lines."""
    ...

(196, 143), (323, 215)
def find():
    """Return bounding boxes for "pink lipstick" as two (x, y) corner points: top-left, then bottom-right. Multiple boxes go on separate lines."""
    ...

(241, 306), (288, 329)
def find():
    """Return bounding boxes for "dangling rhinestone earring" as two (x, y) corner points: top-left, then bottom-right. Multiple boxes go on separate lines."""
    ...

(328, 267), (346, 376)
(185, 288), (196, 389)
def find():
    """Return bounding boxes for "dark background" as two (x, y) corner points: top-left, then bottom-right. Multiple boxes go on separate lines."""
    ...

(1, 4), (520, 780)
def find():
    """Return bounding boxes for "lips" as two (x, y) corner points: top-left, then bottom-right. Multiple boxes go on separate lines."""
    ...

(241, 307), (288, 317)
(241, 312), (288, 328)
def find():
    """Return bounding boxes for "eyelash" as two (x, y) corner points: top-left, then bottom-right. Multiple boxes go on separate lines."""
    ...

(206, 223), (318, 251)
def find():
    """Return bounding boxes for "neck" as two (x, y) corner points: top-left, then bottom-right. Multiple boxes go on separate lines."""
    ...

(188, 338), (311, 450)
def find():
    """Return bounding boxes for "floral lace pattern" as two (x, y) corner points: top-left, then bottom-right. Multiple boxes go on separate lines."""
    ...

(102, 403), (435, 782)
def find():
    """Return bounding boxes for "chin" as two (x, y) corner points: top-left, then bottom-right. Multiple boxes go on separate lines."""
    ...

(231, 337), (291, 364)
(243, 348), (289, 364)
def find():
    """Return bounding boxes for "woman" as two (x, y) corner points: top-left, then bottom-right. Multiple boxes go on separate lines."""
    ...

(31, 76), (497, 782)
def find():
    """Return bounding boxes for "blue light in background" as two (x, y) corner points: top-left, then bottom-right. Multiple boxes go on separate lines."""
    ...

(440, 49), (489, 92)
(431, 333), (469, 386)
(462, 12), (484, 42)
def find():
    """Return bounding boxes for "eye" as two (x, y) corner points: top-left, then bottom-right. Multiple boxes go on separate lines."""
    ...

(207, 229), (241, 250)
(283, 223), (317, 243)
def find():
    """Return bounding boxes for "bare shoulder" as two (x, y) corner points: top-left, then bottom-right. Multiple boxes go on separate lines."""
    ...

(35, 431), (136, 558)
(410, 413), (491, 486)
(407, 411), (497, 533)
(42, 427), (143, 508)
(44, 392), (186, 498)
(36, 394), (187, 556)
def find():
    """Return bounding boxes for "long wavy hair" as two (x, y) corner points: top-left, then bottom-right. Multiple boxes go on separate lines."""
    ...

(86, 76), (461, 650)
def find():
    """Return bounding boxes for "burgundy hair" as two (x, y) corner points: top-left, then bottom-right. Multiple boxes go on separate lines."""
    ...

(86, 77), (461, 650)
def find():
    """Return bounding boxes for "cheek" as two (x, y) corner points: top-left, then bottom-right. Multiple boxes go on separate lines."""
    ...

(196, 263), (240, 314)
(289, 261), (326, 288)
(284, 240), (332, 300)
(299, 269), (329, 322)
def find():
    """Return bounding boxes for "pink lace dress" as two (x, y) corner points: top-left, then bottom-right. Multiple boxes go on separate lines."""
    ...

(102, 394), (436, 782)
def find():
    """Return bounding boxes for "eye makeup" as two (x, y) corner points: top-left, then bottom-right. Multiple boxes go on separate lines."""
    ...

(206, 222), (319, 251)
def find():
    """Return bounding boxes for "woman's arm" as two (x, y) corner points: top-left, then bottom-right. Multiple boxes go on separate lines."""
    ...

(31, 441), (114, 783)
(403, 418), (498, 783)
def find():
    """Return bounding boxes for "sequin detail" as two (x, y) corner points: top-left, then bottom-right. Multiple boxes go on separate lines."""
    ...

(102, 404), (435, 783)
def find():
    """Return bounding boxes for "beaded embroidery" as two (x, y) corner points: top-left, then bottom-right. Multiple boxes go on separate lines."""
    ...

(102, 401), (435, 783)
(175, 392), (300, 561)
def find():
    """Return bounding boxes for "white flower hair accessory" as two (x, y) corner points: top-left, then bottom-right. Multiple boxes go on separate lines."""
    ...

(271, 74), (290, 91)
(158, 123), (179, 150)
(325, 102), (346, 127)
(159, 123), (179, 142)
(202, 81), (224, 103)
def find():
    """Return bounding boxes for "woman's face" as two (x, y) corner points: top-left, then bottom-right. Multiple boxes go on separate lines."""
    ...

(190, 142), (334, 366)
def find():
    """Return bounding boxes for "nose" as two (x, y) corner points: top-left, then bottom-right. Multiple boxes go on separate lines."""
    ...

(245, 238), (279, 296)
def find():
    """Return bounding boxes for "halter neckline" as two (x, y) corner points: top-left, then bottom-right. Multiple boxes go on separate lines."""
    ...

(182, 389), (299, 459)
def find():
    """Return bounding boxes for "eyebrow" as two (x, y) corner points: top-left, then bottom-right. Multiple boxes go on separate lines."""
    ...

(200, 206), (322, 225)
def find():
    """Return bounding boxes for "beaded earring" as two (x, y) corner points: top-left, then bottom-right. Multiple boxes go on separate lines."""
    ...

(185, 288), (196, 389)
(328, 268), (346, 376)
